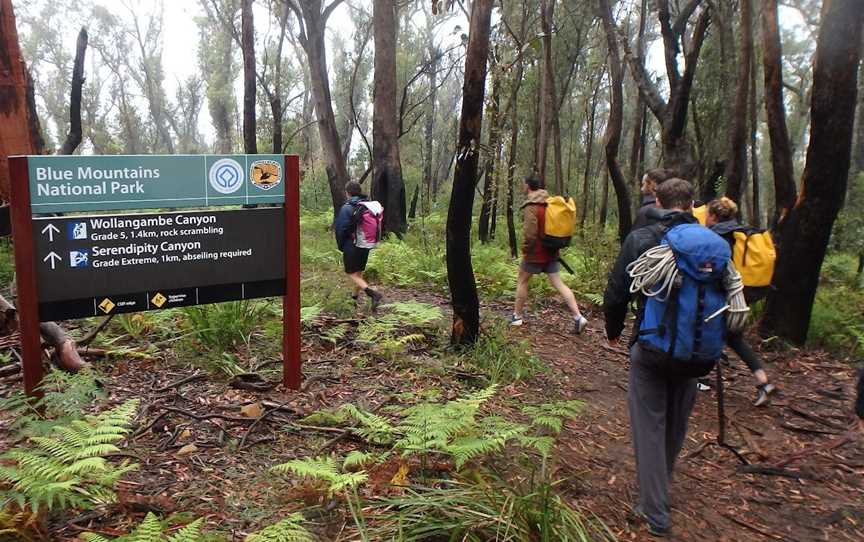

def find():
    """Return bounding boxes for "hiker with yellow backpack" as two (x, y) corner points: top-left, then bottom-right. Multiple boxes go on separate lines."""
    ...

(704, 197), (777, 406)
(509, 174), (589, 334)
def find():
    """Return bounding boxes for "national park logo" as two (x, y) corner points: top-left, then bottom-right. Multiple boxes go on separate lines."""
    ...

(250, 160), (282, 190)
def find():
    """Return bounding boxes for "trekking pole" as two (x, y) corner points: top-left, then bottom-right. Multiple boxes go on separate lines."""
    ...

(715, 359), (749, 465)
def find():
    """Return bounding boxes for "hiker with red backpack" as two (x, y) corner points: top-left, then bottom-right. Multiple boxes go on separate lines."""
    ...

(604, 179), (749, 537)
(334, 181), (384, 312)
(705, 197), (777, 406)
(509, 174), (588, 334)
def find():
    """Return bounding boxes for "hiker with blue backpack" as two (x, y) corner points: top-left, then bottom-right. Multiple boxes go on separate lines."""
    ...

(510, 174), (588, 334)
(603, 178), (749, 537)
(334, 181), (384, 312)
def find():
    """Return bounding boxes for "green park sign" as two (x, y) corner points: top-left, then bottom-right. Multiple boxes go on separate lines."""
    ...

(10, 154), (303, 396)
(28, 154), (286, 213)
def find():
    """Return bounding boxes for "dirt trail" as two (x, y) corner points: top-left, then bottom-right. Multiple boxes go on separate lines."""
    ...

(507, 301), (864, 542)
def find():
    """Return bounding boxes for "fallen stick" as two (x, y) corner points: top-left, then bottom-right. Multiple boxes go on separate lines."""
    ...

(154, 372), (206, 393)
(77, 314), (115, 347)
(719, 512), (785, 540)
(0, 362), (21, 377)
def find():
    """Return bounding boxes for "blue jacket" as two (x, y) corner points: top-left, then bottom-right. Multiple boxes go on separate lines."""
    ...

(335, 195), (366, 252)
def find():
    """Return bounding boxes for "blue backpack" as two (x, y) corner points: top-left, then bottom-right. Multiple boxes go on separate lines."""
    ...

(638, 224), (731, 368)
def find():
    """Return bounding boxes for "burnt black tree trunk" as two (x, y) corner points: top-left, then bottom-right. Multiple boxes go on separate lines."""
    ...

(761, 0), (863, 344)
(599, 0), (633, 242)
(241, 0), (257, 154)
(59, 28), (87, 155)
(446, 0), (493, 345)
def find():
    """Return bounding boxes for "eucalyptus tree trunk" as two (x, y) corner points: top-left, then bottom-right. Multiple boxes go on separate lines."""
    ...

(749, 39), (761, 227)
(287, 0), (350, 217)
(372, 0), (406, 235)
(580, 80), (599, 228)
(446, 0), (493, 346)
(761, 0), (863, 344)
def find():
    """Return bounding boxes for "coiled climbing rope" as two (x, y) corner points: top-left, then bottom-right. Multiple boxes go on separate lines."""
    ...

(626, 244), (750, 333)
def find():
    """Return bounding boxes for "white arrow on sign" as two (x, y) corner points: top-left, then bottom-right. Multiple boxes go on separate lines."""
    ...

(41, 223), (60, 242)
(43, 251), (61, 270)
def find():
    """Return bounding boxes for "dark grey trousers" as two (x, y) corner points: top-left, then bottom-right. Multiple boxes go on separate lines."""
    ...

(628, 344), (698, 531)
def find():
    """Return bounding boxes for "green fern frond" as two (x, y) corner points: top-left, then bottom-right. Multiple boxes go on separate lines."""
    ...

(245, 514), (315, 542)
(521, 400), (584, 434)
(0, 400), (139, 513)
(166, 517), (204, 542)
(342, 451), (378, 470)
(271, 456), (367, 495)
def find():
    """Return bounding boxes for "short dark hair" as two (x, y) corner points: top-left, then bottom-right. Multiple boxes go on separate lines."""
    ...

(644, 168), (678, 185)
(345, 181), (362, 197)
(524, 173), (543, 191)
(655, 178), (694, 210)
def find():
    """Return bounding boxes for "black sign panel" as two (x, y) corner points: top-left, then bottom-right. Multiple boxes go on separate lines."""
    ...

(33, 208), (285, 320)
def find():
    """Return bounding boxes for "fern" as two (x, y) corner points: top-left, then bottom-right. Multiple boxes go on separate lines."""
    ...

(0, 400), (139, 513)
(271, 456), (368, 494)
(521, 400), (585, 434)
(82, 513), (205, 542)
(245, 514), (315, 542)
(342, 451), (379, 470)
(0, 370), (104, 437)
(300, 305), (323, 326)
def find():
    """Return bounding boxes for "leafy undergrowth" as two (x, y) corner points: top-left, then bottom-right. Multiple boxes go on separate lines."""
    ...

(0, 287), (610, 540)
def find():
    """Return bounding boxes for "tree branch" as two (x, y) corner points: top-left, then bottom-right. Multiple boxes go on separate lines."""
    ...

(60, 28), (88, 156)
(621, 35), (667, 121)
(657, 0), (681, 87)
(322, 0), (346, 22)
(672, 0), (704, 37)
(669, 6), (711, 138)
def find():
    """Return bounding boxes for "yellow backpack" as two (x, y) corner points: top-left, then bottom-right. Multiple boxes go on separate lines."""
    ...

(692, 204), (708, 225)
(732, 229), (776, 287)
(542, 196), (576, 250)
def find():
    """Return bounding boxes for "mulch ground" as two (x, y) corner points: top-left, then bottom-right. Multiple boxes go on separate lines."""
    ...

(1, 286), (862, 541)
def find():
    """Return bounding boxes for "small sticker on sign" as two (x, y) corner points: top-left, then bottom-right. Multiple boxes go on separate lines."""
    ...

(250, 160), (282, 190)
(98, 298), (115, 313)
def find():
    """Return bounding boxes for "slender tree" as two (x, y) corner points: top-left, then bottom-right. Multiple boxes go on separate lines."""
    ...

(724, 0), (752, 202)
(241, 0), (257, 154)
(761, 0), (797, 223)
(761, 0), (864, 344)
(598, 0), (633, 242)
(446, 0), (494, 346)
(478, 60), (501, 243)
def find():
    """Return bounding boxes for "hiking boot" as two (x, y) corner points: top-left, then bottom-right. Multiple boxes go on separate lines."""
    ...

(754, 382), (777, 407)
(509, 314), (524, 326)
(365, 288), (383, 313)
(633, 505), (670, 538)
(573, 315), (588, 334)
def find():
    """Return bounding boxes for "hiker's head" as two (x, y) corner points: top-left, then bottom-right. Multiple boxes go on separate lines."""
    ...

(345, 181), (363, 198)
(523, 173), (544, 193)
(706, 197), (738, 226)
(655, 178), (694, 211)
(641, 168), (678, 196)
